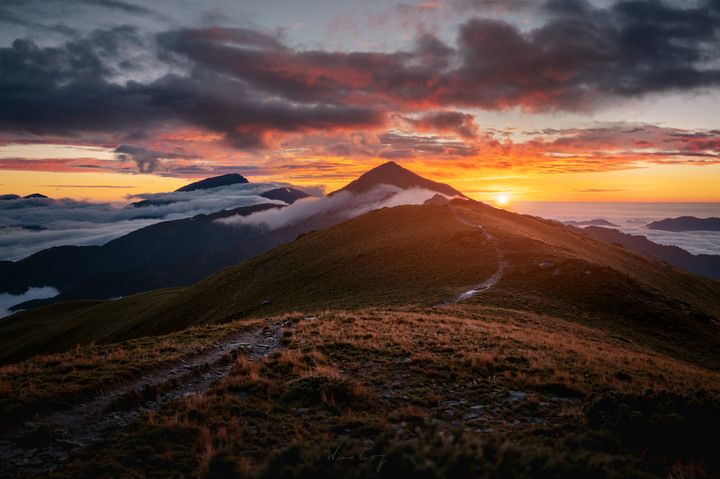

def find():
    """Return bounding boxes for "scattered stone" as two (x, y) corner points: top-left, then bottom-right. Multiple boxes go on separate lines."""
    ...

(296, 408), (310, 414)
(506, 391), (528, 403)
(538, 262), (556, 270)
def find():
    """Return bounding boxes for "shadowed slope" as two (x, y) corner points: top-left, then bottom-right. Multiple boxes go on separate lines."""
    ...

(448, 201), (720, 368)
(0, 204), (498, 362)
(3, 200), (720, 369)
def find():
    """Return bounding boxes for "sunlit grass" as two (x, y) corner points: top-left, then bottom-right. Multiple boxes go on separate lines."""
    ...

(30, 306), (720, 478)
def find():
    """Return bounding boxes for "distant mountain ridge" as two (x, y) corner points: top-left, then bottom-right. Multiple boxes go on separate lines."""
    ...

(175, 173), (249, 192)
(1, 193), (49, 200)
(563, 219), (619, 227)
(259, 188), (309, 204)
(647, 216), (720, 232)
(569, 225), (720, 280)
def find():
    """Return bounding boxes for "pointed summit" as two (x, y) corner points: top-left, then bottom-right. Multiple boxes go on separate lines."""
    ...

(329, 161), (467, 198)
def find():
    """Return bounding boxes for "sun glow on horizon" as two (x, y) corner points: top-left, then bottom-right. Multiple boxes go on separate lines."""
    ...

(495, 195), (509, 206)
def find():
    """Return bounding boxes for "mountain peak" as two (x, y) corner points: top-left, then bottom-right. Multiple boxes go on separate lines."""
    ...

(329, 161), (467, 198)
(175, 174), (249, 193)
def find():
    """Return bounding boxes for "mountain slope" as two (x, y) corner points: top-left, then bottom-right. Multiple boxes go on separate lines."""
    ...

(647, 216), (720, 232)
(572, 225), (720, 280)
(329, 161), (466, 198)
(3, 199), (719, 369)
(0, 203), (498, 362)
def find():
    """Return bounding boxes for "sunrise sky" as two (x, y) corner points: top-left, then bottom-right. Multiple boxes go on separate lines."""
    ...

(1, 0), (719, 204)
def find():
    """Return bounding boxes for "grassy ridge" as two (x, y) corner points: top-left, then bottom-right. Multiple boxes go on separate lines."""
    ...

(449, 201), (720, 369)
(2, 200), (719, 367)
(23, 307), (719, 479)
(1, 204), (498, 362)
(0, 318), (270, 430)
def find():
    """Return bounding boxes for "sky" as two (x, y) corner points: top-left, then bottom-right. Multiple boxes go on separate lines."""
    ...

(1, 0), (720, 204)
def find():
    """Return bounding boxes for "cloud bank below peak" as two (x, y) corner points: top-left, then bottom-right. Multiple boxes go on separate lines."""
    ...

(0, 181), (306, 261)
(218, 184), (452, 233)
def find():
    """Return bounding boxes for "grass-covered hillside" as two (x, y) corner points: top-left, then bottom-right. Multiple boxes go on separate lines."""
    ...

(3, 199), (719, 367)
(2, 199), (720, 478)
(3, 307), (719, 478)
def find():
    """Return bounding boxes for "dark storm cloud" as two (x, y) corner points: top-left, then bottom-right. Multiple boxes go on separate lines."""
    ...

(113, 145), (200, 173)
(379, 133), (477, 156)
(406, 111), (478, 139)
(79, 0), (157, 15)
(156, 0), (720, 114)
(0, 27), (382, 147)
(442, 0), (720, 111)
(1, 0), (719, 152)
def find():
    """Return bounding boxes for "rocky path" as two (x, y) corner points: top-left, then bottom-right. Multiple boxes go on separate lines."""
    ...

(434, 209), (507, 306)
(0, 322), (283, 476)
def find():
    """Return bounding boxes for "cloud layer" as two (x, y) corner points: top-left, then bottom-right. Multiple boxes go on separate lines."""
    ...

(0, 286), (58, 318)
(0, 182), (303, 260)
(218, 184), (446, 232)
(1, 0), (719, 180)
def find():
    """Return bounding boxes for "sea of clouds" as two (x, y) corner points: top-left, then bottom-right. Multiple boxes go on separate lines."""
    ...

(0, 182), (301, 261)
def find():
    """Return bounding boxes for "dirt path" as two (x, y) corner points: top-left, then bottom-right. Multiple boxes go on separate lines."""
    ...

(0, 322), (283, 476)
(434, 209), (507, 307)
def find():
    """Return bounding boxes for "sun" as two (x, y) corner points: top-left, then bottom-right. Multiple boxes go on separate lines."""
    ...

(496, 195), (509, 206)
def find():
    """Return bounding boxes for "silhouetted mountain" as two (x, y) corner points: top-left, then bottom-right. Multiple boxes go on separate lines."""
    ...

(424, 194), (451, 205)
(647, 216), (720, 232)
(564, 219), (618, 227)
(23, 193), (48, 199)
(0, 194), (21, 200)
(569, 225), (720, 280)
(175, 173), (249, 192)
(329, 161), (466, 198)
(129, 198), (175, 208)
(260, 187), (310, 204)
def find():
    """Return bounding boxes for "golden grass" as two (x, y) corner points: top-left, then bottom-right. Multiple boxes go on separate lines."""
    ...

(42, 304), (720, 479)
